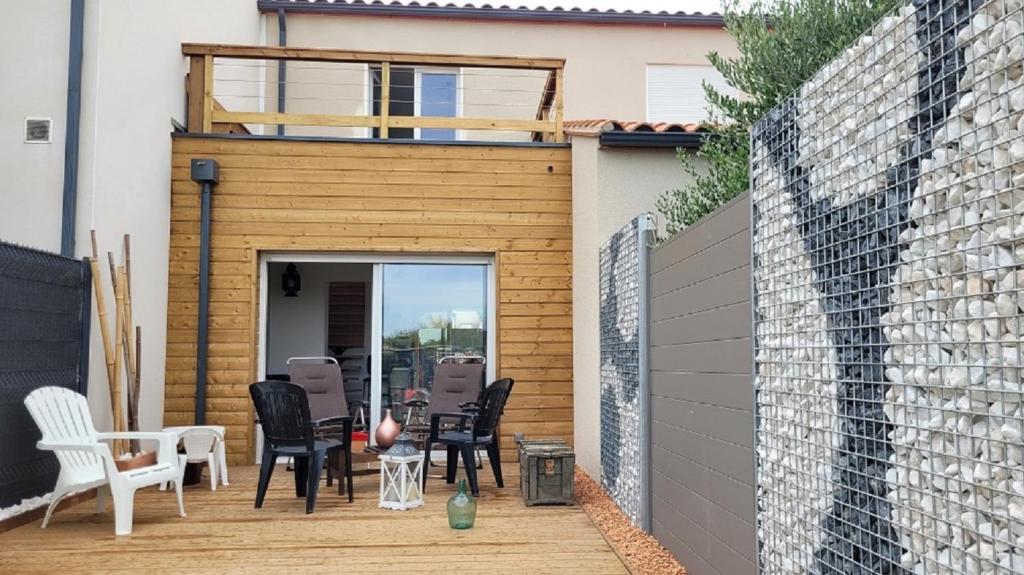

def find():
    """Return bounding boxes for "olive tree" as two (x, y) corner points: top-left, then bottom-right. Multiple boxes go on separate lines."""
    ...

(657, 0), (901, 235)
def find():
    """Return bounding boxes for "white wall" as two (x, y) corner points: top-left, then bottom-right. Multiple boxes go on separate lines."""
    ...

(0, 2), (70, 253)
(265, 262), (372, 376)
(0, 1), (264, 431)
(73, 1), (264, 433)
(571, 136), (703, 479)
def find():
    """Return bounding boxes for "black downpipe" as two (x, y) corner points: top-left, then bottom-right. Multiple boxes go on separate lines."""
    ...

(276, 8), (286, 136)
(190, 159), (220, 425)
(60, 0), (85, 257)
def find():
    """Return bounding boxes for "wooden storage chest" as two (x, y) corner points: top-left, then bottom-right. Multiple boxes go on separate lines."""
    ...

(519, 439), (575, 506)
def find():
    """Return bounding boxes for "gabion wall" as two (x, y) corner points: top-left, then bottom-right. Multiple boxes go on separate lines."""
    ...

(600, 216), (644, 525)
(751, 0), (1024, 573)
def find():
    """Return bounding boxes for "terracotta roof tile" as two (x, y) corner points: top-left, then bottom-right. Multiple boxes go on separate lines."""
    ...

(563, 119), (708, 137)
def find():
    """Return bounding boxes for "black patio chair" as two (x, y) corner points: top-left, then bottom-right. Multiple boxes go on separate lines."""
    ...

(249, 380), (344, 514)
(422, 378), (514, 497)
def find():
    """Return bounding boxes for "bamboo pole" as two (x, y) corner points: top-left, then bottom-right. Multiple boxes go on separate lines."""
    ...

(124, 235), (137, 377)
(112, 266), (127, 456)
(134, 326), (142, 421)
(107, 252), (137, 393)
(89, 231), (117, 421)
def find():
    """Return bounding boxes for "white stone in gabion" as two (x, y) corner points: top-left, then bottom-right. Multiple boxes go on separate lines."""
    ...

(798, 4), (920, 207)
(883, 4), (1024, 572)
(752, 151), (842, 575)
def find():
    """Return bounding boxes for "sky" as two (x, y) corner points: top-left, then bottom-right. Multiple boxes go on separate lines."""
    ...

(507, 1), (726, 13)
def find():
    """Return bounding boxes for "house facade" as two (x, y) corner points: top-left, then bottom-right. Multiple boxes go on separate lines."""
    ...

(1, 0), (736, 468)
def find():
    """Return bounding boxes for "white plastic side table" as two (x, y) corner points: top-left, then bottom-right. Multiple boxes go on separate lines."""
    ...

(163, 425), (229, 487)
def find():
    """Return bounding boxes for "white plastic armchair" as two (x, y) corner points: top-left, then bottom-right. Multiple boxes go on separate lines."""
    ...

(23, 386), (185, 535)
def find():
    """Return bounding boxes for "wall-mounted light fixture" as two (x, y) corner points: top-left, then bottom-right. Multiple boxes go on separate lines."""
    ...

(282, 263), (302, 297)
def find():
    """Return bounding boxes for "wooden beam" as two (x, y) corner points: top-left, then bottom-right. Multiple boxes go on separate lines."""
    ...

(210, 110), (555, 134)
(380, 63), (390, 139)
(553, 68), (564, 143)
(182, 43), (565, 70)
(212, 110), (380, 129)
(187, 56), (205, 133)
(202, 54), (214, 133)
(387, 116), (554, 132)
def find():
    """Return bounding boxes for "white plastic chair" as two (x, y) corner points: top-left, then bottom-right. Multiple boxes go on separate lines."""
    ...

(23, 386), (185, 535)
(171, 428), (224, 491)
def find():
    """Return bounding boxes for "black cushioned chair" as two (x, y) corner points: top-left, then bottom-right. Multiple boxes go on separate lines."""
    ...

(422, 378), (514, 497)
(249, 381), (345, 514)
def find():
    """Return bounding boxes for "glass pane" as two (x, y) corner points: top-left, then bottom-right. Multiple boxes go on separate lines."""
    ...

(420, 72), (457, 141)
(381, 264), (487, 421)
(370, 66), (414, 139)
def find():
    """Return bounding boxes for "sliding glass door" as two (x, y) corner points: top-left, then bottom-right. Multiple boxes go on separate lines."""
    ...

(377, 264), (488, 425)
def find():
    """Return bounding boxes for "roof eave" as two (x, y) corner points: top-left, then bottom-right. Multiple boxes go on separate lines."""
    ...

(257, 1), (726, 27)
(598, 131), (710, 149)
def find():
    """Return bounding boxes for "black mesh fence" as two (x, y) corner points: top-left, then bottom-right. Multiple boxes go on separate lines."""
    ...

(0, 242), (91, 510)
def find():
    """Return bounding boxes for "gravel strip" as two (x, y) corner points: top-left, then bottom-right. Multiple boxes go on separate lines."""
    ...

(575, 467), (686, 575)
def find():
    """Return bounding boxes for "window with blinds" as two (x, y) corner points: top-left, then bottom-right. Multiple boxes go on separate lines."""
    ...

(645, 64), (734, 124)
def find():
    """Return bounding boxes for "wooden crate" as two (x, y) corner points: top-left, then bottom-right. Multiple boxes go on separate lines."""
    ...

(519, 439), (575, 506)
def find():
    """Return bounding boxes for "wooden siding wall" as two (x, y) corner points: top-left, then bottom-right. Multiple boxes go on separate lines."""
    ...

(165, 136), (573, 464)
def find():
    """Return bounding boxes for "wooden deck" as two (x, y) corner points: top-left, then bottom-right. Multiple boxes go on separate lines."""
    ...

(0, 466), (626, 575)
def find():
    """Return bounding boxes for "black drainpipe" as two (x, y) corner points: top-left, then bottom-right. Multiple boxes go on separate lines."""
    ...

(60, 0), (85, 257)
(276, 8), (286, 136)
(190, 159), (220, 425)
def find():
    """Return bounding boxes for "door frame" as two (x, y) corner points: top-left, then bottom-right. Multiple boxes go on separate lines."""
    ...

(256, 251), (496, 460)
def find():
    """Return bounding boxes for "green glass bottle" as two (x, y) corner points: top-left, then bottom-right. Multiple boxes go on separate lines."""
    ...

(447, 479), (477, 529)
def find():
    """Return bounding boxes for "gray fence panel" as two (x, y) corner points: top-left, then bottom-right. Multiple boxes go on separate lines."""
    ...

(649, 194), (755, 575)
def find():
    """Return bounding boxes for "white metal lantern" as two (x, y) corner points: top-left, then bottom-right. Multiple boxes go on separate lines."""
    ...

(378, 433), (424, 511)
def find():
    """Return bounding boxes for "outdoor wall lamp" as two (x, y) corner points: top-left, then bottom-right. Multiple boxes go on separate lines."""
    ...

(282, 263), (302, 297)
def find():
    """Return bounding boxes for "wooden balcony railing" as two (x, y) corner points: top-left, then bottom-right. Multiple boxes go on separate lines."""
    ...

(183, 43), (565, 142)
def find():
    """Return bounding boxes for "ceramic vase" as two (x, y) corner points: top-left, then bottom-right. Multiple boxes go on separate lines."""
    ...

(447, 479), (477, 529)
(375, 408), (401, 448)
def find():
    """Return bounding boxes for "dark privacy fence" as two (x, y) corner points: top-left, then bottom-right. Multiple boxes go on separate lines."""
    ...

(0, 242), (91, 510)
(751, 0), (1023, 573)
(649, 194), (756, 575)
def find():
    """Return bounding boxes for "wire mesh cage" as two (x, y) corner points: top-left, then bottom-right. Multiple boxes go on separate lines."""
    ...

(751, 0), (1024, 573)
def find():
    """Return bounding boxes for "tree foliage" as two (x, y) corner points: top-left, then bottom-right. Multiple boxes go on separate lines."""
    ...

(657, 0), (901, 235)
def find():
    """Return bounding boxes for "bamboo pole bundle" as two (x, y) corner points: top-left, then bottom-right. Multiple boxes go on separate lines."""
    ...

(89, 231), (117, 428)
(107, 254), (136, 413)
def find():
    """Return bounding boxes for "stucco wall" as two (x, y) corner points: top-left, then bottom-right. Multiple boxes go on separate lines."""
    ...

(572, 136), (703, 478)
(0, 2), (70, 254)
(1, 0), (264, 433)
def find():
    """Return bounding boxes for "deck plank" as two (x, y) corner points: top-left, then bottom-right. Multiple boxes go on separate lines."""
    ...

(0, 466), (625, 575)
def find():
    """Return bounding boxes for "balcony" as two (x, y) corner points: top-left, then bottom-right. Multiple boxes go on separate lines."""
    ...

(183, 44), (565, 143)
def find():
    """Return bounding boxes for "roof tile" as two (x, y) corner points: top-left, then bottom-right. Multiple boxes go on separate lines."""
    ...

(563, 119), (708, 136)
(258, 1), (725, 25)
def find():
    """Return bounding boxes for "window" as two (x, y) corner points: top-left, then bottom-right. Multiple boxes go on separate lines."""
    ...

(371, 67), (459, 140)
(645, 64), (734, 124)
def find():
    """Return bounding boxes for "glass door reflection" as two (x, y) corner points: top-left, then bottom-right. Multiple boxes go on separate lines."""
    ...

(380, 264), (488, 423)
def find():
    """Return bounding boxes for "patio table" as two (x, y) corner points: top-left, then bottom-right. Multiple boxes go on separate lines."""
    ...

(163, 425), (229, 486)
